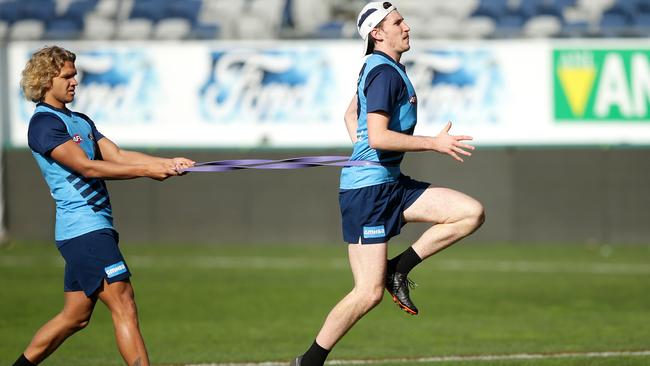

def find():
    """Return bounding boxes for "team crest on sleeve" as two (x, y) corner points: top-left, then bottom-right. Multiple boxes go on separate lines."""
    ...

(409, 95), (417, 104)
(72, 134), (83, 144)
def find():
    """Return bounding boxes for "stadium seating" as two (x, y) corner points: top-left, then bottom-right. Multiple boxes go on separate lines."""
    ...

(153, 18), (191, 40)
(45, 18), (82, 40)
(129, 0), (167, 23)
(21, 0), (56, 23)
(459, 16), (497, 38)
(523, 15), (563, 37)
(633, 11), (650, 35)
(0, 0), (648, 41)
(600, 7), (633, 36)
(0, 1), (20, 25)
(10, 19), (45, 40)
(82, 13), (115, 39)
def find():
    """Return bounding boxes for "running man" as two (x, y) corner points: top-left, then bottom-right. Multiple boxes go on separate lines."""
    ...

(12, 46), (194, 366)
(291, 2), (485, 365)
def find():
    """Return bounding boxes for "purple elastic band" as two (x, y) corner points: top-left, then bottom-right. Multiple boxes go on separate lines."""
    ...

(181, 155), (380, 172)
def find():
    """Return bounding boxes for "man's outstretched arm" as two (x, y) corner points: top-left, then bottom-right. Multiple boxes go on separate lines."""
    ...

(367, 111), (475, 162)
(50, 140), (183, 181)
(97, 137), (194, 171)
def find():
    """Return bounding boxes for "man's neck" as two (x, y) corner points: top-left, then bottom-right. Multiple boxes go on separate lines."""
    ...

(375, 47), (401, 63)
(43, 96), (65, 110)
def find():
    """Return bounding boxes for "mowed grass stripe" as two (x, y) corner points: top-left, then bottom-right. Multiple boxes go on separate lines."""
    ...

(2, 255), (650, 275)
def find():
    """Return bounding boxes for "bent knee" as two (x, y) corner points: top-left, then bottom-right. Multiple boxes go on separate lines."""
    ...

(354, 287), (384, 310)
(60, 313), (92, 332)
(473, 203), (486, 227)
(368, 289), (384, 307)
(76, 318), (91, 330)
(464, 201), (486, 230)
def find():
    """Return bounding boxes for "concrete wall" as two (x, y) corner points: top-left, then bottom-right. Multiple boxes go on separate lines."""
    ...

(0, 46), (7, 242)
(5, 148), (650, 245)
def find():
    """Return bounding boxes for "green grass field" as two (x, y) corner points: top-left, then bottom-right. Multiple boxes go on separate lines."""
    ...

(1, 242), (649, 366)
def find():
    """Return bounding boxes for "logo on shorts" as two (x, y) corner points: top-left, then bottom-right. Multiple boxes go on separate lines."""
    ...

(72, 134), (82, 144)
(104, 261), (127, 278)
(363, 225), (386, 239)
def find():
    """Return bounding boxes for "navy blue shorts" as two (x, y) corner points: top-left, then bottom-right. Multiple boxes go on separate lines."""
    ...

(57, 228), (131, 297)
(339, 175), (430, 244)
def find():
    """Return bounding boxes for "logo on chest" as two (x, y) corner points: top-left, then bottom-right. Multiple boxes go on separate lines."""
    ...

(72, 134), (83, 144)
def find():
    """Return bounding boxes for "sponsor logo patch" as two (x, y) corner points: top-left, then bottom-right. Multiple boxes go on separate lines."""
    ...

(363, 225), (386, 239)
(104, 261), (127, 278)
(554, 49), (650, 121)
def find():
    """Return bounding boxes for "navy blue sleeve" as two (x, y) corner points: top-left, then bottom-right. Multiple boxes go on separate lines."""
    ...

(364, 64), (405, 115)
(74, 112), (105, 142)
(27, 113), (71, 156)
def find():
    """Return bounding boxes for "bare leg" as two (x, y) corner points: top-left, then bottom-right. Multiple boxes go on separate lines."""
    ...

(22, 291), (96, 364)
(315, 243), (387, 350)
(403, 186), (485, 260)
(98, 279), (149, 366)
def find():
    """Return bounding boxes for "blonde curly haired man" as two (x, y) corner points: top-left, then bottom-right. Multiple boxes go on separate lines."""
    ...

(12, 45), (194, 366)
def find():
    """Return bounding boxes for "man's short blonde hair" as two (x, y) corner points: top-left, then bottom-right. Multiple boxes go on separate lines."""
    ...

(20, 46), (76, 103)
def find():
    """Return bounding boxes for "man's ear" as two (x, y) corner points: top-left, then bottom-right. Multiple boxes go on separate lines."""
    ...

(370, 27), (382, 43)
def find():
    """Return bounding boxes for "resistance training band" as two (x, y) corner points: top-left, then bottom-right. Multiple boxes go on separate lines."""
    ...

(181, 156), (379, 172)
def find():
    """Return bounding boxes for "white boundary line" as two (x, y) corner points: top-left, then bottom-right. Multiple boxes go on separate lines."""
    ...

(186, 350), (650, 366)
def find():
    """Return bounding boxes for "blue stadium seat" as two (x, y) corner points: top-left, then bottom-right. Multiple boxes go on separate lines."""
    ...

(537, 3), (564, 18)
(495, 13), (526, 38)
(315, 20), (345, 39)
(191, 23), (221, 39)
(606, 0), (639, 18)
(552, 0), (577, 10)
(63, 0), (98, 24)
(560, 20), (590, 37)
(518, 0), (539, 18)
(130, 0), (166, 22)
(617, 0), (639, 14)
(45, 19), (82, 39)
(471, 0), (508, 20)
(0, 1), (20, 23)
(638, 1), (650, 13)
(20, 0), (56, 22)
(599, 9), (632, 36)
(633, 11), (650, 36)
(167, 0), (202, 23)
